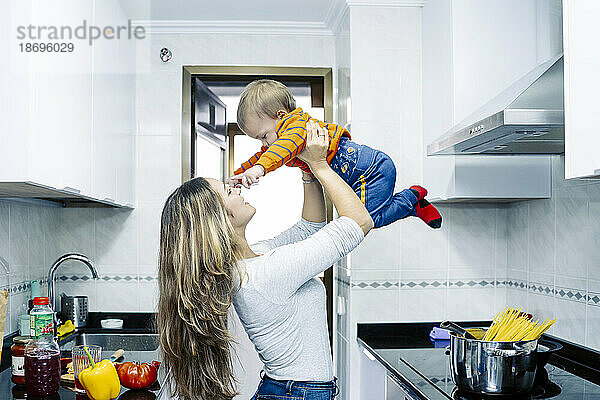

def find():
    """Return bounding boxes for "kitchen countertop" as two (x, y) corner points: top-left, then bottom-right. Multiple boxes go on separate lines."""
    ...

(0, 349), (162, 399)
(358, 322), (600, 400)
(0, 312), (162, 399)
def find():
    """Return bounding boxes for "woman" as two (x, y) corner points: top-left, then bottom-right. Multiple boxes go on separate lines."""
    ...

(157, 121), (373, 400)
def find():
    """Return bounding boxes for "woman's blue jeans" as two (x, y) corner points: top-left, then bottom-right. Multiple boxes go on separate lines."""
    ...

(251, 372), (339, 400)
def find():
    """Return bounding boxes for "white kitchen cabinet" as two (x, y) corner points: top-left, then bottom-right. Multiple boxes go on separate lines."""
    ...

(387, 374), (418, 400)
(359, 346), (421, 400)
(422, 0), (560, 201)
(562, 0), (600, 179)
(0, 0), (134, 207)
(359, 346), (386, 399)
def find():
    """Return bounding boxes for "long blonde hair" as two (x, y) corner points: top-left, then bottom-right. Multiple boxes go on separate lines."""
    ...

(157, 177), (243, 400)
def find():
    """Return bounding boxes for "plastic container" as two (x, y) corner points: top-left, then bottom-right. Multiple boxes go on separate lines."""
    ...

(11, 336), (31, 385)
(24, 297), (61, 396)
(101, 318), (123, 329)
(18, 314), (30, 336)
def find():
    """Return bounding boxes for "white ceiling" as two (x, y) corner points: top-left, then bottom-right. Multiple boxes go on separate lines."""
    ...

(120, 0), (337, 23)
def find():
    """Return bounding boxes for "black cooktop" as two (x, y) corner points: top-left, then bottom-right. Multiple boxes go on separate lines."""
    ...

(357, 322), (600, 400)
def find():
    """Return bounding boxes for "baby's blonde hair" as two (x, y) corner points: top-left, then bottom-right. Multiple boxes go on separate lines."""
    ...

(237, 79), (296, 134)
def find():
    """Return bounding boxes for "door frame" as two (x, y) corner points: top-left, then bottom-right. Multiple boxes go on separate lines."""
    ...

(181, 65), (335, 344)
(181, 66), (333, 182)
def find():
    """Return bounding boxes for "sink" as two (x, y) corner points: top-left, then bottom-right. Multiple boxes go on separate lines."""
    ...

(61, 333), (160, 352)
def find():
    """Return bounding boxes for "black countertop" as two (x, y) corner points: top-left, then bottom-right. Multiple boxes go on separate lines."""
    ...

(358, 322), (600, 400)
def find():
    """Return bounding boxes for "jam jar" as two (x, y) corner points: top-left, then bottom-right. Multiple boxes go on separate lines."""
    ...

(11, 336), (31, 385)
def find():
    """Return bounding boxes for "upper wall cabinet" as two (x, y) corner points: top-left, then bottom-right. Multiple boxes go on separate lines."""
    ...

(0, 0), (135, 207)
(422, 0), (561, 201)
(563, 0), (600, 179)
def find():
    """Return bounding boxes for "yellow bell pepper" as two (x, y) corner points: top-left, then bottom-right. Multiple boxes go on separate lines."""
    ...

(79, 346), (121, 400)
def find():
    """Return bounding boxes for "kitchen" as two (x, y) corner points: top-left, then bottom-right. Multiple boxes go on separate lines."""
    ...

(0, 0), (599, 399)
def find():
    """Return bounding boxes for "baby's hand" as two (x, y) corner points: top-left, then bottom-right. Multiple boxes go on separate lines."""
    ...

(229, 165), (265, 188)
(225, 175), (241, 187)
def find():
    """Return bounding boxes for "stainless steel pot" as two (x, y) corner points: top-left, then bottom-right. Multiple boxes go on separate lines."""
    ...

(448, 332), (538, 395)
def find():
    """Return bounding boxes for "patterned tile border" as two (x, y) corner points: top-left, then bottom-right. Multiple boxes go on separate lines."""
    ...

(0, 278), (48, 295)
(506, 279), (527, 290)
(528, 281), (554, 297)
(57, 275), (158, 282)
(554, 285), (587, 304)
(526, 281), (589, 304)
(448, 279), (495, 289)
(19, 275), (599, 307)
(352, 281), (400, 289)
(0, 281), (30, 295)
(336, 277), (600, 307)
(335, 275), (350, 287)
(589, 290), (600, 306)
(346, 279), (500, 290)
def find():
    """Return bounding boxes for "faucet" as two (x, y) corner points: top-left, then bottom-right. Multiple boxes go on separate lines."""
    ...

(48, 253), (99, 313)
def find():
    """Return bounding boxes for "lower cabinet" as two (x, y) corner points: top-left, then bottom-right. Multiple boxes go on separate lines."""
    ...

(359, 347), (386, 399)
(359, 346), (421, 400)
(386, 374), (419, 400)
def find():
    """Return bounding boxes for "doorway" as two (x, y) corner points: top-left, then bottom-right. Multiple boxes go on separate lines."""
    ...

(181, 65), (335, 339)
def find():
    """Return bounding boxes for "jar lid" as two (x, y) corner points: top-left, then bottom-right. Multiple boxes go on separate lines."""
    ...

(33, 297), (49, 305)
(13, 336), (32, 344)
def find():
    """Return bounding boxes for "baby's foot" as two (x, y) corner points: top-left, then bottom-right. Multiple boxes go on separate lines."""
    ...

(410, 185), (428, 201)
(410, 185), (442, 229)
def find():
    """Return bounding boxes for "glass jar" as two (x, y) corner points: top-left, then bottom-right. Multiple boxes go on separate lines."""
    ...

(11, 336), (31, 385)
(25, 297), (61, 396)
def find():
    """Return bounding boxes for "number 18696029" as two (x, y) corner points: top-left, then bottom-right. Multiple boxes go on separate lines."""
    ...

(19, 42), (74, 52)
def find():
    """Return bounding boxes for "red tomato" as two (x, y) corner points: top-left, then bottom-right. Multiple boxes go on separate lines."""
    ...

(115, 361), (158, 389)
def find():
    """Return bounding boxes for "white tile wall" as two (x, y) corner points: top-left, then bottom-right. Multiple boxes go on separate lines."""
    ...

(333, 6), (509, 400)
(0, 199), (59, 335)
(505, 156), (600, 350)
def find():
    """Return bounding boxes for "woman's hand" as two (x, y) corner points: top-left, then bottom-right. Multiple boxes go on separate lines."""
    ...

(299, 121), (373, 236)
(297, 120), (329, 168)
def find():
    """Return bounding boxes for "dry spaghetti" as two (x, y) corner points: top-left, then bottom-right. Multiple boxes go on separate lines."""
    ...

(482, 307), (556, 342)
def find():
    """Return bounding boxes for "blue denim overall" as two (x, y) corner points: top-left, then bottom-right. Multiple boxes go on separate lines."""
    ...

(251, 371), (339, 400)
(329, 137), (417, 228)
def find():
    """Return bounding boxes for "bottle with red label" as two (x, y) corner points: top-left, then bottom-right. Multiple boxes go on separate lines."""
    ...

(24, 297), (61, 396)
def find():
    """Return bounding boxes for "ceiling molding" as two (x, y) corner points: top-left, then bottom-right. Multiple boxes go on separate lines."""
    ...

(346, 0), (427, 6)
(132, 0), (426, 36)
(131, 20), (334, 36)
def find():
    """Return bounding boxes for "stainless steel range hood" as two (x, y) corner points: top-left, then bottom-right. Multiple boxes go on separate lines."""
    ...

(428, 54), (564, 156)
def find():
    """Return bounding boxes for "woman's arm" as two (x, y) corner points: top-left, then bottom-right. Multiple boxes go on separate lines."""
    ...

(253, 216), (364, 300)
(251, 218), (325, 254)
(299, 121), (374, 235)
(301, 171), (326, 223)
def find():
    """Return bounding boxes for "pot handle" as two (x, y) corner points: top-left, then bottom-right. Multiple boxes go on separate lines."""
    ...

(440, 321), (477, 339)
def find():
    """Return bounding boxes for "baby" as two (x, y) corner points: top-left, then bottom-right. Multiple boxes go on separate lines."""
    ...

(228, 79), (441, 229)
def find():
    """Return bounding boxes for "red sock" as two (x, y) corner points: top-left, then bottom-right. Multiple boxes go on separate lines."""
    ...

(409, 185), (427, 201)
(414, 199), (442, 229)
